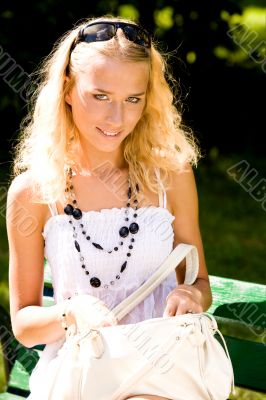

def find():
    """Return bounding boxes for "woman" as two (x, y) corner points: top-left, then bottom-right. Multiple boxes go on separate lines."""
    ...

(7, 15), (212, 399)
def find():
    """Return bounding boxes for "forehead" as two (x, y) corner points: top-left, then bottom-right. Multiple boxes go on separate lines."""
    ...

(75, 51), (149, 92)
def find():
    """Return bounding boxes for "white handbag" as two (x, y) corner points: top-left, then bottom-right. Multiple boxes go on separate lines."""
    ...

(36, 243), (235, 400)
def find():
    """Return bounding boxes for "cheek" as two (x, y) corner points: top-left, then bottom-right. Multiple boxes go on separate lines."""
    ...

(72, 96), (101, 123)
(126, 104), (145, 125)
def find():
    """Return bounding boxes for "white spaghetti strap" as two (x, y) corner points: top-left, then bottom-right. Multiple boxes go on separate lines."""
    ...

(48, 203), (58, 217)
(154, 168), (167, 208)
(163, 189), (167, 209)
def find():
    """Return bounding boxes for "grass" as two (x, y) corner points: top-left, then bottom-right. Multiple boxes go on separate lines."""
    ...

(195, 151), (266, 284)
(0, 152), (265, 397)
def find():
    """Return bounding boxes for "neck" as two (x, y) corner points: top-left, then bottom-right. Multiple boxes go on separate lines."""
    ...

(74, 144), (128, 177)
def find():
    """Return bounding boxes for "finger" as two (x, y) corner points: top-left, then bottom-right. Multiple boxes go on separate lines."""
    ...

(163, 299), (178, 317)
(191, 304), (203, 314)
(178, 303), (203, 315)
(175, 305), (188, 315)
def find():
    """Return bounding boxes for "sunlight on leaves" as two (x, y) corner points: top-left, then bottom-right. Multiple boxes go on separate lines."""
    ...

(231, 6), (266, 36)
(216, 7), (266, 69)
(154, 6), (174, 30)
(117, 4), (139, 21)
(186, 51), (197, 64)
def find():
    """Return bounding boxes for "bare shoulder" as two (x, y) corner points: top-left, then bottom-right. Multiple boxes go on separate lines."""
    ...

(167, 163), (198, 218)
(7, 171), (46, 235)
(8, 170), (36, 197)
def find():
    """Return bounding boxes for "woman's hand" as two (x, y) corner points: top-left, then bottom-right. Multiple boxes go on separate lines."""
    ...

(65, 294), (118, 332)
(163, 284), (204, 317)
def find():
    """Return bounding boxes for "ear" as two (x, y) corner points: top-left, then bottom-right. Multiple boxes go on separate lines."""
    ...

(64, 76), (72, 106)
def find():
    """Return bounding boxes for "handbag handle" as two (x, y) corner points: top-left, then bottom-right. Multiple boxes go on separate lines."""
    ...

(112, 243), (199, 321)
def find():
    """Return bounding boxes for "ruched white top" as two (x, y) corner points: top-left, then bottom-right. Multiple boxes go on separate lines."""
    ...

(28, 169), (177, 398)
(43, 168), (177, 325)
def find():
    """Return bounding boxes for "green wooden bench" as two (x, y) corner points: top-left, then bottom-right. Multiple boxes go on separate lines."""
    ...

(0, 272), (265, 399)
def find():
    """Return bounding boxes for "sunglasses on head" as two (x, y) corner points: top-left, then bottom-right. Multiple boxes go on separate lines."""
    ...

(70, 21), (152, 52)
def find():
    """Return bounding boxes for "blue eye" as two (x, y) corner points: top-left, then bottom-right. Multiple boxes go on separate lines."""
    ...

(94, 94), (108, 100)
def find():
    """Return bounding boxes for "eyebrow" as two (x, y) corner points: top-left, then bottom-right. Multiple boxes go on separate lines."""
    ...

(94, 88), (146, 96)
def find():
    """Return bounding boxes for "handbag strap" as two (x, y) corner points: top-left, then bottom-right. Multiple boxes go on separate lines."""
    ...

(112, 243), (199, 321)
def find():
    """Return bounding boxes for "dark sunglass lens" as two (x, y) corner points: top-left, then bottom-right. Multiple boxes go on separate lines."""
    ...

(122, 26), (149, 47)
(82, 23), (116, 42)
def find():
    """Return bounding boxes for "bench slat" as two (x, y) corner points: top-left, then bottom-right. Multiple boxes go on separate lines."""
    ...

(209, 276), (266, 329)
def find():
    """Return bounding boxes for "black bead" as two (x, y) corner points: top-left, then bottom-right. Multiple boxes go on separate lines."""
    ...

(129, 222), (139, 234)
(134, 199), (138, 204)
(126, 202), (130, 207)
(64, 204), (74, 215)
(119, 226), (129, 238)
(74, 240), (80, 252)
(127, 253), (131, 257)
(73, 199), (77, 204)
(80, 224), (84, 228)
(86, 236), (91, 240)
(120, 261), (127, 273)
(131, 238), (135, 242)
(127, 187), (132, 198)
(92, 243), (103, 250)
(114, 247), (118, 251)
(120, 242), (123, 245)
(82, 264), (86, 268)
(90, 277), (101, 287)
(125, 217), (129, 221)
(85, 271), (89, 275)
(73, 208), (82, 219)
(108, 251), (112, 253)
(133, 213), (137, 218)
(82, 231), (86, 234)
(116, 275), (120, 279)
(129, 245), (133, 249)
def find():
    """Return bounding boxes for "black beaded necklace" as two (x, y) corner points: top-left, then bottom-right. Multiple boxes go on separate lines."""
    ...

(63, 168), (140, 289)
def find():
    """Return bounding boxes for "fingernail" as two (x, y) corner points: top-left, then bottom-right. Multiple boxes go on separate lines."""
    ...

(163, 312), (170, 318)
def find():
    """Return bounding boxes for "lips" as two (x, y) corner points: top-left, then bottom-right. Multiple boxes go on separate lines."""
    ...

(97, 127), (121, 138)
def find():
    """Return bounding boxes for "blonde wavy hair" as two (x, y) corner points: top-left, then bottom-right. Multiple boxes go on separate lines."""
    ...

(13, 15), (201, 203)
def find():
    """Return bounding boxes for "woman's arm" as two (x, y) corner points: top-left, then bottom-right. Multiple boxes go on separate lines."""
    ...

(7, 173), (67, 348)
(7, 173), (117, 348)
(164, 163), (212, 316)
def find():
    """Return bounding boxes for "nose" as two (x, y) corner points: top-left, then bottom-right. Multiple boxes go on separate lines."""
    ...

(106, 101), (124, 128)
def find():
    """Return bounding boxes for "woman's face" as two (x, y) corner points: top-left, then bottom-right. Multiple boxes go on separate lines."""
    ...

(66, 52), (149, 154)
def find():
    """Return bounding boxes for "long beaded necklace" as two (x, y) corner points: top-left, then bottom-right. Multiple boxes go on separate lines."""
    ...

(63, 168), (140, 289)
